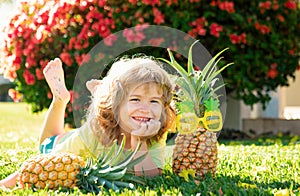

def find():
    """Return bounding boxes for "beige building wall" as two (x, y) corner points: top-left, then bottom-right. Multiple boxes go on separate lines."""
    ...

(280, 70), (300, 119)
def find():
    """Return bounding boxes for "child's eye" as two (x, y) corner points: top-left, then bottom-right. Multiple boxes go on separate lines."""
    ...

(151, 100), (161, 104)
(129, 98), (139, 102)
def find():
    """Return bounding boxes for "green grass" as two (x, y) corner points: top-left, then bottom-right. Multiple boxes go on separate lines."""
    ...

(0, 102), (299, 195)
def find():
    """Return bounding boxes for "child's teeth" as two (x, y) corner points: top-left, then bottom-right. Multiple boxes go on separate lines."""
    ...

(135, 117), (149, 121)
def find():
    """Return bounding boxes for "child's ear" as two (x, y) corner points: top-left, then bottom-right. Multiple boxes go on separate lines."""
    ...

(86, 79), (102, 94)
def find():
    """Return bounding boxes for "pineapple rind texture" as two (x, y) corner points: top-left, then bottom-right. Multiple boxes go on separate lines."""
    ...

(172, 129), (218, 178)
(18, 152), (85, 190)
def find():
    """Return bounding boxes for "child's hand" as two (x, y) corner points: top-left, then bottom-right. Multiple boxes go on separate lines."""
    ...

(131, 119), (161, 140)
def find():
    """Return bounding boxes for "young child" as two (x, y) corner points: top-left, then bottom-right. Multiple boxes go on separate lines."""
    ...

(0, 55), (176, 188)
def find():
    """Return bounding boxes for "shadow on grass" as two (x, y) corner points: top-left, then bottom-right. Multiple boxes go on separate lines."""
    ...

(145, 172), (299, 196)
(218, 129), (300, 146)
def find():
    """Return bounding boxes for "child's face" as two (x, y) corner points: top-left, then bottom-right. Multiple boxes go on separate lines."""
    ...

(118, 82), (163, 133)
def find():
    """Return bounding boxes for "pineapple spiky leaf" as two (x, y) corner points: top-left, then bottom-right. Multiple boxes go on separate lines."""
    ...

(77, 137), (146, 193)
(159, 40), (231, 132)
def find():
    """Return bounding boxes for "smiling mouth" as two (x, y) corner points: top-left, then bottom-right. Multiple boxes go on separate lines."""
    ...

(132, 117), (151, 122)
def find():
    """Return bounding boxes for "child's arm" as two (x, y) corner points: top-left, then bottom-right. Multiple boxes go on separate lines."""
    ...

(131, 137), (161, 177)
(0, 172), (18, 188)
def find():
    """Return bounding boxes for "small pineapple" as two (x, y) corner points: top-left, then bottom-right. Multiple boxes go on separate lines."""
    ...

(17, 138), (145, 193)
(160, 41), (231, 178)
(18, 153), (85, 190)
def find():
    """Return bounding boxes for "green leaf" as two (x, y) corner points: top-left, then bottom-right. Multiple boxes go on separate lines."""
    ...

(104, 167), (127, 181)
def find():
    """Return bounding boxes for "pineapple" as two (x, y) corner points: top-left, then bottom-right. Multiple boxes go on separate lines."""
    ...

(17, 137), (146, 193)
(159, 41), (231, 178)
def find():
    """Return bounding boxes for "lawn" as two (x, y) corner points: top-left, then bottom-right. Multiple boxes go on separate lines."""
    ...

(0, 102), (299, 195)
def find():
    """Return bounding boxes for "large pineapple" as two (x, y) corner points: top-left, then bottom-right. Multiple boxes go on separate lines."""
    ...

(17, 138), (145, 193)
(160, 41), (231, 178)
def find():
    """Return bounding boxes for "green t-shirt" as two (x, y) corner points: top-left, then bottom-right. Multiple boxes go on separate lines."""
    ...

(52, 123), (167, 169)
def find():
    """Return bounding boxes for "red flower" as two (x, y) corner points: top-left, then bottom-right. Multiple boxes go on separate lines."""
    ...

(254, 22), (271, 34)
(148, 38), (165, 47)
(166, 0), (178, 6)
(284, 1), (297, 10)
(218, 1), (235, 13)
(69, 37), (76, 50)
(276, 15), (285, 22)
(35, 68), (44, 80)
(23, 70), (35, 85)
(60, 52), (73, 67)
(267, 69), (278, 79)
(189, 17), (207, 36)
(259, 1), (271, 13)
(153, 7), (165, 25)
(288, 49), (295, 55)
(210, 23), (223, 37)
(272, 1), (279, 10)
(142, 0), (160, 6)
(229, 34), (239, 44)
(267, 63), (278, 79)
(128, 0), (138, 5)
(74, 54), (82, 66)
(47, 91), (53, 99)
(69, 90), (79, 103)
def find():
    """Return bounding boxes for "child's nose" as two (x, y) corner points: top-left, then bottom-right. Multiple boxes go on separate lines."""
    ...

(139, 103), (151, 113)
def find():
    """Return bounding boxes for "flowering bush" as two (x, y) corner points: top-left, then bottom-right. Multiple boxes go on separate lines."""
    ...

(0, 0), (299, 125)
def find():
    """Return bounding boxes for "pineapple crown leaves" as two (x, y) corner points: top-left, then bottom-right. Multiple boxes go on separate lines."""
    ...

(76, 136), (146, 193)
(159, 40), (232, 117)
(204, 98), (220, 111)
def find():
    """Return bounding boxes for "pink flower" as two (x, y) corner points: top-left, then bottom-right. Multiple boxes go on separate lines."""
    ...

(104, 34), (118, 46)
(60, 52), (73, 67)
(210, 23), (223, 37)
(284, 1), (297, 10)
(8, 88), (22, 102)
(196, 26), (207, 36)
(123, 29), (145, 43)
(23, 70), (35, 85)
(98, 0), (106, 7)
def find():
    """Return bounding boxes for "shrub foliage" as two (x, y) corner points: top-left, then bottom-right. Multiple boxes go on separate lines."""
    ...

(0, 0), (299, 125)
